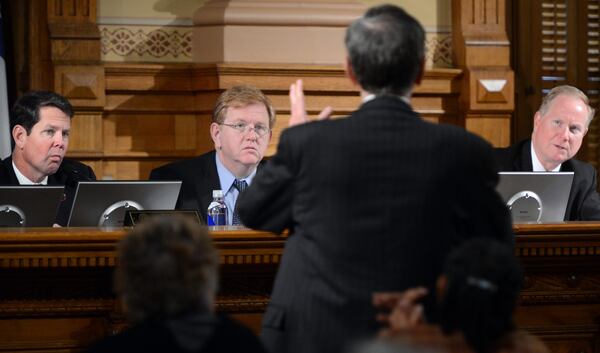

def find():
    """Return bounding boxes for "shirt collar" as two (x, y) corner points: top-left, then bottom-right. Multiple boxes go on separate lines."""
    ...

(214, 153), (257, 193)
(531, 143), (561, 172)
(362, 93), (411, 105)
(12, 161), (48, 185)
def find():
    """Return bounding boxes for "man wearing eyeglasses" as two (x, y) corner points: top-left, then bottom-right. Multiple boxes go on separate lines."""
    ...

(149, 85), (274, 225)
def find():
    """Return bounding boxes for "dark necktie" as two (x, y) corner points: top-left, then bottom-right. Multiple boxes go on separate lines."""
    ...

(232, 179), (248, 225)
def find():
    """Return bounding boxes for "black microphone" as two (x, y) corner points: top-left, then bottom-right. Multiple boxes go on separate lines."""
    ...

(61, 162), (93, 185)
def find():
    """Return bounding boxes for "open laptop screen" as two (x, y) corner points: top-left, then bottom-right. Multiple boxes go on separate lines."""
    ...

(67, 181), (182, 227)
(496, 172), (574, 223)
(0, 186), (64, 227)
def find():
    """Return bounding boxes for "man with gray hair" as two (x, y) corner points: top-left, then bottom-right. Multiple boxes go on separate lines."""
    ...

(237, 4), (513, 353)
(85, 216), (267, 353)
(495, 85), (600, 220)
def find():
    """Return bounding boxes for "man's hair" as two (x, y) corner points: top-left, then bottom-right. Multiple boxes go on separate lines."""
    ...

(212, 85), (276, 127)
(440, 238), (522, 353)
(10, 91), (74, 134)
(115, 216), (219, 324)
(345, 4), (425, 97)
(538, 85), (595, 126)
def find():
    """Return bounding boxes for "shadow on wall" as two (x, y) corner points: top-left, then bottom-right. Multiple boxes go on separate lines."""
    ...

(102, 0), (214, 180)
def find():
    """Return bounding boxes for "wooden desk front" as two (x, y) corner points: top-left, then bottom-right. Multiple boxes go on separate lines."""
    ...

(0, 225), (598, 353)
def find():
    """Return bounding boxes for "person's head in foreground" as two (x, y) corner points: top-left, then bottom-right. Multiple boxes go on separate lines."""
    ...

(439, 239), (523, 353)
(116, 216), (219, 323)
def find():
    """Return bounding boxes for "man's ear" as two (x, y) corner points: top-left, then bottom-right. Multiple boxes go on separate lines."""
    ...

(210, 122), (221, 149)
(12, 125), (27, 149)
(345, 57), (359, 86)
(533, 111), (542, 131)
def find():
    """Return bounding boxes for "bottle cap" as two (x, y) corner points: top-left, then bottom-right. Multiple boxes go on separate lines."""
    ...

(212, 190), (223, 198)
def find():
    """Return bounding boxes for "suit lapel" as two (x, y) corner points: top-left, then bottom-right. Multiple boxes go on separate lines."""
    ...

(194, 151), (221, 212)
(516, 140), (534, 171)
(1, 157), (19, 184)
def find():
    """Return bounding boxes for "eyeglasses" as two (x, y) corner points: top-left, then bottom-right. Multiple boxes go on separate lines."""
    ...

(220, 122), (270, 137)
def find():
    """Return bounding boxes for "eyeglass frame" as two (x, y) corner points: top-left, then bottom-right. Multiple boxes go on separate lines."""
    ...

(219, 121), (271, 137)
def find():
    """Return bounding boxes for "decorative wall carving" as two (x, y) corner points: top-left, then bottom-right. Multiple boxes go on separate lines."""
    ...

(100, 26), (193, 62)
(426, 33), (453, 68)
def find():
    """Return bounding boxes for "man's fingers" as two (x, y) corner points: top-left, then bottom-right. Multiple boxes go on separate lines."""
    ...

(317, 106), (333, 120)
(398, 287), (428, 306)
(373, 292), (402, 308)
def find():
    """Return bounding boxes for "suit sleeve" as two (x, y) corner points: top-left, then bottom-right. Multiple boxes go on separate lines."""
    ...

(456, 137), (515, 245)
(86, 165), (97, 181)
(579, 167), (600, 220)
(237, 130), (296, 234)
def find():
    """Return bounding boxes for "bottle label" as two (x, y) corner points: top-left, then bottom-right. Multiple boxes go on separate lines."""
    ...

(207, 212), (226, 226)
(207, 201), (227, 226)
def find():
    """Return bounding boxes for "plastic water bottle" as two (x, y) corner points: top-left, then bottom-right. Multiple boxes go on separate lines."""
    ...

(207, 190), (227, 226)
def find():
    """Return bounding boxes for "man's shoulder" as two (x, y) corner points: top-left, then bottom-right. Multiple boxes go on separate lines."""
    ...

(61, 158), (92, 171)
(0, 156), (15, 184)
(567, 157), (597, 175)
(59, 158), (96, 179)
(150, 150), (216, 179)
(492, 139), (530, 171)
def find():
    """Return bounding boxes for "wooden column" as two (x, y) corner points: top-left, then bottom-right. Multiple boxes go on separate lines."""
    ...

(47, 0), (105, 168)
(452, 0), (514, 147)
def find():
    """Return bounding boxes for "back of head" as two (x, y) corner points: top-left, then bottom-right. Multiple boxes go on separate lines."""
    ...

(345, 4), (425, 96)
(440, 238), (522, 353)
(212, 85), (276, 127)
(10, 91), (73, 134)
(116, 216), (219, 324)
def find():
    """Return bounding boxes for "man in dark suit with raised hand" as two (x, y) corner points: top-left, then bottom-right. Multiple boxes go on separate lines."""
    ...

(149, 85), (274, 225)
(237, 5), (513, 353)
(494, 85), (600, 220)
(0, 91), (96, 226)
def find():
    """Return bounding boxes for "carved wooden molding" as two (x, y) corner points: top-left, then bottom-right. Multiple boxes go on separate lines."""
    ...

(516, 245), (600, 257)
(520, 273), (600, 304)
(452, 0), (514, 146)
(193, 0), (365, 27)
(215, 297), (270, 313)
(0, 299), (114, 318)
(0, 227), (286, 269)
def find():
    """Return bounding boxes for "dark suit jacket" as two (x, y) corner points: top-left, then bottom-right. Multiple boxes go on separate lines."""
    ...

(85, 314), (267, 353)
(494, 139), (600, 220)
(149, 150), (264, 221)
(0, 156), (97, 226)
(149, 151), (221, 216)
(237, 96), (514, 353)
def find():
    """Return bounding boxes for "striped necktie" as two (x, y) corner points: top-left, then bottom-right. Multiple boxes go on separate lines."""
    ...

(232, 179), (248, 225)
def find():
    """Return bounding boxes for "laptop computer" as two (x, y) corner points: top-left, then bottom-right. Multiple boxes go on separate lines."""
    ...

(0, 186), (65, 227)
(67, 181), (182, 227)
(496, 172), (574, 223)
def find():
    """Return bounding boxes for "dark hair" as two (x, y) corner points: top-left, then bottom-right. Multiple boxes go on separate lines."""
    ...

(440, 238), (522, 353)
(10, 91), (73, 134)
(345, 4), (425, 96)
(115, 216), (219, 324)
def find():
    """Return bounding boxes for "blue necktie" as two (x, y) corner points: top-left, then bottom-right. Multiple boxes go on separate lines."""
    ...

(232, 179), (248, 225)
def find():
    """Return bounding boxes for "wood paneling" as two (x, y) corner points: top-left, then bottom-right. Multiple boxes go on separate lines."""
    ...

(453, 0), (514, 146)
(20, 0), (509, 179)
(0, 225), (599, 352)
(79, 64), (463, 180)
